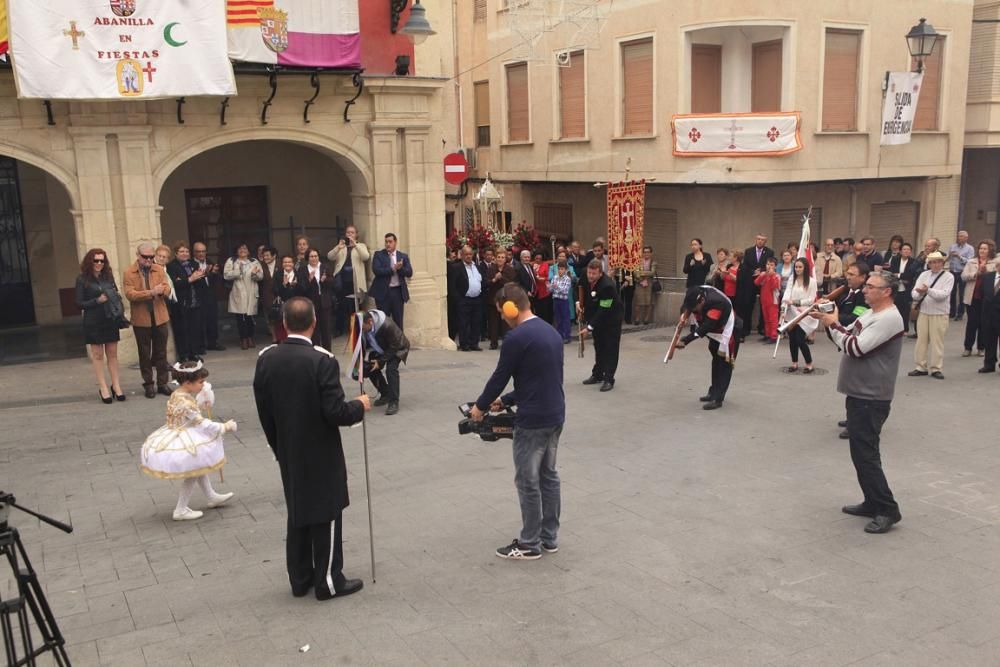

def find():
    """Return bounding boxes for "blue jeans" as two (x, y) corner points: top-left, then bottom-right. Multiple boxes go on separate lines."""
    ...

(512, 423), (562, 549)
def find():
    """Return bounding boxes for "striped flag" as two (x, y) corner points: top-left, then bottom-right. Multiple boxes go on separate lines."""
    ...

(227, 0), (360, 69)
(348, 312), (364, 382)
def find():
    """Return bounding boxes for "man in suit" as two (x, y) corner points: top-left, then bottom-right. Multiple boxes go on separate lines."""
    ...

(123, 243), (174, 398)
(253, 297), (371, 600)
(361, 309), (409, 415)
(192, 242), (225, 352)
(979, 268), (1000, 373)
(578, 259), (624, 392)
(737, 234), (774, 339)
(259, 246), (280, 343)
(450, 245), (484, 351)
(477, 247), (495, 342)
(515, 249), (537, 297)
(370, 233), (413, 331)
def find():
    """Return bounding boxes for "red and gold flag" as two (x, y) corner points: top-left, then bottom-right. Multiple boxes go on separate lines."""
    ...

(606, 180), (645, 270)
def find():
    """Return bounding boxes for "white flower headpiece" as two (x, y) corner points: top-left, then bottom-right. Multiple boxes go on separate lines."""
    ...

(172, 360), (204, 373)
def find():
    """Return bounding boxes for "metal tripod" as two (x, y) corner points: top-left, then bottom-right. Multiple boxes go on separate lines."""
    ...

(0, 493), (72, 666)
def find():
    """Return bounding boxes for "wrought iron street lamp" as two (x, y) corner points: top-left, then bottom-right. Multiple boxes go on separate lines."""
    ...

(906, 18), (940, 73)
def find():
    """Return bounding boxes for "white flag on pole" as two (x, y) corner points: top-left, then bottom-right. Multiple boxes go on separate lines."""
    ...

(9, 0), (236, 99)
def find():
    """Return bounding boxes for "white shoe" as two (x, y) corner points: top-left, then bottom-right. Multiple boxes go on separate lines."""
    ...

(206, 492), (234, 508)
(172, 507), (204, 521)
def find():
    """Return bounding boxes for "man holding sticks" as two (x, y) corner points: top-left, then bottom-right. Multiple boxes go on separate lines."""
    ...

(578, 260), (624, 392)
(672, 285), (741, 410)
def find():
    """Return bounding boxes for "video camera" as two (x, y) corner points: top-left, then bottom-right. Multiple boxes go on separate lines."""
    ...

(457, 403), (515, 442)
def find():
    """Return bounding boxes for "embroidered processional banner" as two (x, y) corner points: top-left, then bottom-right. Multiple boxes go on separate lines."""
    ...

(227, 0), (360, 68)
(9, 0), (236, 99)
(880, 72), (924, 146)
(671, 112), (802, 157)
(607, 181), (645, 271)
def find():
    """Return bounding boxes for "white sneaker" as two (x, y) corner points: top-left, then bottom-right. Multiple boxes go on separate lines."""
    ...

(172, 507), (204, 521)
(206, 492), (234, 508)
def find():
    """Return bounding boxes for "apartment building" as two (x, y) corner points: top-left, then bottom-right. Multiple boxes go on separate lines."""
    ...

(451, 0), (974, 273)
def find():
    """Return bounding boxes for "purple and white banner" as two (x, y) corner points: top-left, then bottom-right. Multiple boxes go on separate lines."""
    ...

(227, 0), (360, 69)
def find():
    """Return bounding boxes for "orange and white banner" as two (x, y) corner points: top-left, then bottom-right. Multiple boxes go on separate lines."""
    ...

(671, 112), (802, 157)
(607, 181), (645, 271)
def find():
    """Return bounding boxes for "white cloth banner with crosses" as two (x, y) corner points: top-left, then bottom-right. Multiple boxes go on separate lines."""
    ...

(671, 112), (803, 157)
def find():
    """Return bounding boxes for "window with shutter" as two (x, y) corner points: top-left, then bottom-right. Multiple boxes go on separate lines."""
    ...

(751, 40), (782, 112)
(474, 0), (487, 22)
(913, 37), (944, 130)
(643, 209), (678, 276)
(474, 81), (491, 147)
(559, 51), (586, 139)
(621, 38), (653, 136)
(691, 44), (722, 113)
(822, 30), (861, 131)
(869, 202), (918, 247)
(533, 204), (573, 240)
(506, 63), (530, 142)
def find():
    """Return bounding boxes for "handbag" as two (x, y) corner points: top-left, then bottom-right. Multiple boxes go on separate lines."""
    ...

(652, 278), (663, 294)
(102, 284), (131, 329)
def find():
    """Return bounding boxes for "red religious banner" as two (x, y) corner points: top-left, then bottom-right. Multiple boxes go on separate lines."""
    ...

(606, 181), (645, 270)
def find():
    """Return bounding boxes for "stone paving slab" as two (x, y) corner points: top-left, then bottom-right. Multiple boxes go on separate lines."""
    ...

(1, 324), (999, 665)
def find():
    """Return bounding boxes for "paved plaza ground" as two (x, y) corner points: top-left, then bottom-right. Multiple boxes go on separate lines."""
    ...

(2, 323), (1000, 666)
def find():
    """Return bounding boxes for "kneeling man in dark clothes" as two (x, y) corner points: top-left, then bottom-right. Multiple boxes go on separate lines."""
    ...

(253, 296), (372, 599)
(471, 284), (566, 560)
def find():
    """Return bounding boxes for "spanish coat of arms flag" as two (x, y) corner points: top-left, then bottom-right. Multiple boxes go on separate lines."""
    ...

(606, 181), (646, 271)
(8, 0), (236, 99)
(227, 0), (360, 69)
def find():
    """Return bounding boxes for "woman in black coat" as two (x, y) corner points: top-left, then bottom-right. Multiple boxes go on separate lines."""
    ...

(296, 247), (336, 350)
(891, 242), (920, 334)
(76, 248), (126, 403)
(166, 242), (206, 362)
(683, 238), (713, 288)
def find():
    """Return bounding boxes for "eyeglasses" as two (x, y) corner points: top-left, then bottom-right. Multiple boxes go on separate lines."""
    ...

(140, 254), (155, 260)
(93, 258), (106, 264)
(863, 282), (888, 290)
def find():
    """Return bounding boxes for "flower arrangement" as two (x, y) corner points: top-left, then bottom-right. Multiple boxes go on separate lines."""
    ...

(445, 225), (496, 255)
(511, 223), (540, 255)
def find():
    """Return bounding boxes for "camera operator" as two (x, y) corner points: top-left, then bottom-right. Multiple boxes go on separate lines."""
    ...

(470, 284), (564, 560)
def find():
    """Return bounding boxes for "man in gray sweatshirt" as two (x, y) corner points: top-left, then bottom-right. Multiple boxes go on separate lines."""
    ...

(813, 271), (906, 534)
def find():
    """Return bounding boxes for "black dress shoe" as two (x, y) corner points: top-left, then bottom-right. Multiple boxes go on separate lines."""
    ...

(144, 386), (157, 399)
(837, 420), (848, 428)
(979, 367), (996, 373)
(839, 429), (850, 439)
(112, 388), (126, 402)
(489, 342), (498, 350)
(864, 514), (901, 534)
(599, 381), (614, 392)
(99, 390), (113, 405)
(316, 577), (364, 601)
(157, 385), (173, 397)
(582, 376), (602, 385)
(373, 396), (390, 407)
(469, 346), (483, 352)
(208, 344), (226, 351)
(385, 402), (399, 416)
(702, 400), (722, 410)
(908, 369), (928, 377)
(291, 583), (313, 598)
(930, 371), (944, 380)
(698, 394), (714, 402)
(841, 503), (876, 518)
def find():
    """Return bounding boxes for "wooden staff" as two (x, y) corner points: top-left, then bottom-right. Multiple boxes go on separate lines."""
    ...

(577, 282), (586, 358)
(772, 303), (789, 359)
(663, 310), (690, 364)
(776, 284), (847, 345)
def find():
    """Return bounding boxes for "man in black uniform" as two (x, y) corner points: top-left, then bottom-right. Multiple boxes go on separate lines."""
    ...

(577, 259), (623, 392)
(253, 297), (371, 600)
(834, 262), (870, 438)
(675, 285), (742, 410)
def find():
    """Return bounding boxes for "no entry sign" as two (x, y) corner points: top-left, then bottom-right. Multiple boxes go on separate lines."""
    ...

(443, 152), (469, 185)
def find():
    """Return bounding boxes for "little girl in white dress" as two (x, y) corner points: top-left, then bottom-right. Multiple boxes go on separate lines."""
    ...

(141, 361), (237, 520)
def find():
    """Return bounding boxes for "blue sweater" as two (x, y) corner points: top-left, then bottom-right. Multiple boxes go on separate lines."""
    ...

(475, 317), (565, 429)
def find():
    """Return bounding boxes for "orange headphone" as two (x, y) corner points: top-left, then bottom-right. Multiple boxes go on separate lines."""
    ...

(500, 284), (520, 318)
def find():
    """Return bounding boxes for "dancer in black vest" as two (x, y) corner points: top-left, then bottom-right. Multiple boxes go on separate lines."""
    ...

(675, 285), (742, 410)
(578, 259), (624, 392)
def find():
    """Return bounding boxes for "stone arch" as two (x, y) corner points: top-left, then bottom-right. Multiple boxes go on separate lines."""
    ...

(0, 139), (81, 211)
(151, 127), (374, 201)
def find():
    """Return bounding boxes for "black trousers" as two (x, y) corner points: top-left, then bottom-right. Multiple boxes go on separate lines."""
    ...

(894, 292), (913, 333)
(286, 513), (343, 598)
(535, 296), (553, 324)
(171, 306), (204, 361)
(621, 286), (635, 324)
(788, 327), (812, 364)
(963, 299), (984, 351)
(845, 396), (899, 517)
(376, 286), (406, 331)
(487, 302), (508, 346)
(458, 296), (482, 349)
(199, 299), (219, 350)
(368, 353), (401, 402)
(235, 314), (255, 339)
(983, 313), (1000, 370)
(133, 324), (170, 388)
(737, 297), (755, 337)
(950, 271), (965, 318)
(591, 319), (622, 382)
(707, 338), (738, 403)
(311, 305), (333, 351)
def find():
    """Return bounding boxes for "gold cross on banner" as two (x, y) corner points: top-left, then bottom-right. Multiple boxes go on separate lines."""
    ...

(63, 21), (85, 50)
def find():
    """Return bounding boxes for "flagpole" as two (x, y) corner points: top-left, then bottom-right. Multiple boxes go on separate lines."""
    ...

(351, 295), (377, 583)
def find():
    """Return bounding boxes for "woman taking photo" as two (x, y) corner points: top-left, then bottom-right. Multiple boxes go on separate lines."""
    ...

(634, 245), (658, 325)
(960, 240), (997, 357)
(166, 242), (206, 362)
(683, 238), (711, 288)
(782, 258), (818, 374)
(223, 242), (263, 349)
(76, 248), (126, 403)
